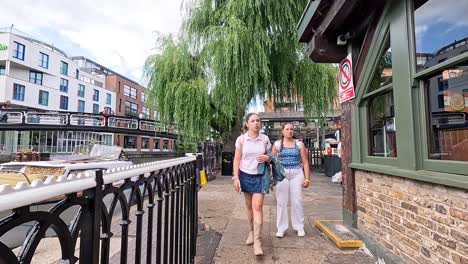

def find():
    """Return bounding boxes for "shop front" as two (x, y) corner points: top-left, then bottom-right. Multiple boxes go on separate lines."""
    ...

(298, 1), (467, 263)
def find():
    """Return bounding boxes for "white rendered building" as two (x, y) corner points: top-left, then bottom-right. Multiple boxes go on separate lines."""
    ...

(0, 30), (115, 154)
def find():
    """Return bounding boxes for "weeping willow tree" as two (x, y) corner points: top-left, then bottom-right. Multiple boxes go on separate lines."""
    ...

(145, 0), (337, 150)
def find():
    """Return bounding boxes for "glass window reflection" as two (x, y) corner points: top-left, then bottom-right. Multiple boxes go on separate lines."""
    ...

(414, 0), (468, 71)
(369, 92), (397, 157)
(369, 38), (392, 92)
(425, 62), (468, 161)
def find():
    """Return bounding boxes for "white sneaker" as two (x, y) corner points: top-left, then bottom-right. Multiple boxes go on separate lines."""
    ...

(276, 231), (284, 238)
(297, 230), (305, 237)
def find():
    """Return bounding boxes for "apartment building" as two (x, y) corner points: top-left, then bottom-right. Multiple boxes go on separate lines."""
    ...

(105, 73), (173, 152)
(0, 31), (115, 153)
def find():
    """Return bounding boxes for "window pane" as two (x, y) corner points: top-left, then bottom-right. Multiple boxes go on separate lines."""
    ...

(40, 53), (49, 68)
(29, 71), (43, 85)
(414, 0), (468, 72)
(425, 61), (468, 161)
(141, 137), (149, 149)
(13, 42), (25, 60)
(153, 138), (160, 150)
(60, 78), (68, 92)
(124, 136), (136, 149)
(93, 89), (99, 101)
(60, 61), (68, 75)
(368, 38), (392, 92)
(93, 104), (99, 114)
(39, 90), (49, 106)
(78, 100), (85, 112)
(78, 84), (85, 97)
(60, 96), (68, 110)
(368, 92), (397, 157)
(13, 84), (25, 101)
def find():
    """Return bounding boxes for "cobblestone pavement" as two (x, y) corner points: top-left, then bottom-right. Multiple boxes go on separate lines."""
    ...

(197, 172), (376, 264)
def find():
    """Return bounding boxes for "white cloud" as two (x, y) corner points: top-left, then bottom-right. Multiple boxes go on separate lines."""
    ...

(0, 0), (184, 83)
(415, 0), (468, 27)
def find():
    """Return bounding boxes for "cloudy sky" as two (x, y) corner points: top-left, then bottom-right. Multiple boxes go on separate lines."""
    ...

(414, 0), (468, 54)
(0, 0), (185, 83)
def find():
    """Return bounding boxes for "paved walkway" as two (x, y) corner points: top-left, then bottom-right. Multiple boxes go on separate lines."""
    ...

(197, 172), (376, 264)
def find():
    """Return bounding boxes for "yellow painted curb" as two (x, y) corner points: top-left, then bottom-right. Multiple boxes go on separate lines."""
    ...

(314, 220), (363, 248)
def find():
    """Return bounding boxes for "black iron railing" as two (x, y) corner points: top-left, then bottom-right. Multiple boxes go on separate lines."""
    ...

(201, 141), (222, 179)
(308, 147), (323, 171)
(0, 156), (201, 263)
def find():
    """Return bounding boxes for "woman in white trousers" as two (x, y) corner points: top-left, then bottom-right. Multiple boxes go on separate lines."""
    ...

(272, 123), (310, 237)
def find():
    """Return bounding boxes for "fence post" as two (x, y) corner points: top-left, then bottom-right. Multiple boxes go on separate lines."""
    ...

(79, 170), (103, 264)
(196, 154), (203, 186)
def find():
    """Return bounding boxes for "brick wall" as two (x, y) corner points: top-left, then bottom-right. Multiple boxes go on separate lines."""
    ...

(356, 170), (468, 264)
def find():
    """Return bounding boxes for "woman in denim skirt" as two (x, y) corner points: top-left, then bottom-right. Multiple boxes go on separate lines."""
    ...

(232, 113), (271, 256)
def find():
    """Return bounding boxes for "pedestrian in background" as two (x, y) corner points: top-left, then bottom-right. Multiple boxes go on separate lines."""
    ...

(232, 112), (271, 256)
(272, 123), (310, 238)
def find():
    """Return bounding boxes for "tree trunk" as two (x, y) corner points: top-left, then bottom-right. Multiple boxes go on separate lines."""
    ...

(222, 112), (244, 152)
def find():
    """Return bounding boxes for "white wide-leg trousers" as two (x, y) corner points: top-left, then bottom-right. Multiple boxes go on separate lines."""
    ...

(275, 168), (305, 233)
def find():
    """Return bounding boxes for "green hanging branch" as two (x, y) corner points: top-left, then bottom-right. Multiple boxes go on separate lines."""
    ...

(145, 0), (338, 146)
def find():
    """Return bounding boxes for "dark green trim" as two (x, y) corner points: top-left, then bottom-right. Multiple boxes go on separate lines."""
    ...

(389, 0), (417, 170)
(354, 11), (391, 102)
(362, 83), (392, 100)
(351, 102), (361, 163)
(352, 3), (397, 168)
(413, 52), (468, 79)
(342, 208), (357, 228)
(359, 106), (369, 158)
(297, 0), (321, 40)
(350, 163), (468, 190)
(423, 160), (468, 176)
(362, 156), (397, 166)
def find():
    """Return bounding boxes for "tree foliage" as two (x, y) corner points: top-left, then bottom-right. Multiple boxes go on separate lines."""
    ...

(145, 0), (337, 145)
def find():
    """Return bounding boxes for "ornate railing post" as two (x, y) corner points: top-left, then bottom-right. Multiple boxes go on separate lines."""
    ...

(79, 170), (103, 264)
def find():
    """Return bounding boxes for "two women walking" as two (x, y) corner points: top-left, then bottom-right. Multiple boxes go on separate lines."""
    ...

(232, 113), (310, 256)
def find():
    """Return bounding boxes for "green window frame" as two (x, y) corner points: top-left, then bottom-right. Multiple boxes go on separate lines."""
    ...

(408, 1), (468, 177)
(349, 0), (468, 189)
(60, 61), (68, 76)
(351, 3), (398, 168)
(93, 103), (99, 114)
(78, 84), (85, 97)
(38, 90), (49, 106)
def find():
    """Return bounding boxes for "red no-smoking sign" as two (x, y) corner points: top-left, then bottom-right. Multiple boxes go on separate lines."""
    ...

(338, 54), (355, 103)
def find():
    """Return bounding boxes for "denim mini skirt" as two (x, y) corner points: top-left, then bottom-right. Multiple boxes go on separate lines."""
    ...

(239, 170), (263, 193)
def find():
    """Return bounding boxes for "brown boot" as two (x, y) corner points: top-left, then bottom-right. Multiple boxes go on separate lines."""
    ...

(253, 221), (263, 256)
(246, 221), (254, 245)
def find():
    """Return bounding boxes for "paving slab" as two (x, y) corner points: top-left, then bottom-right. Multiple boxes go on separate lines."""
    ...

(198, 172), (376, 264)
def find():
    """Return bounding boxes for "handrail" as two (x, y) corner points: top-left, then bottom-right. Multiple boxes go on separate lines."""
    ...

(0, 109), (178, 134)
(25, 112), (68, 125)
(0, 111), (23, 124)
(0, 156), (195, 212)
(0, 155), (202, 263)
(139, 120), (156, 132)
(69, 113), (105, 127)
